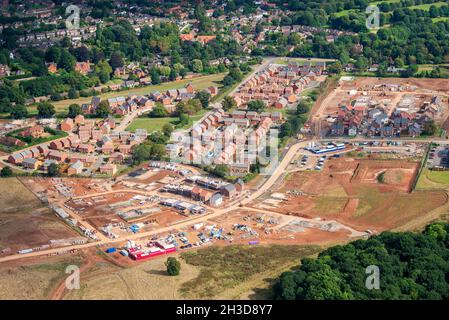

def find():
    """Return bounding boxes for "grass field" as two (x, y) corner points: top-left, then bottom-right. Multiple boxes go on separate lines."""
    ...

(126, 109), (207, 132)
(410, 2), (447, 10)
(32, 73), (225, 114)
(432, 16), (449, 23)
(416, 168), (449, 190)
(0, 256), (84, 299)
(314, 197), (347, 215)
(179, 245), (320, 299)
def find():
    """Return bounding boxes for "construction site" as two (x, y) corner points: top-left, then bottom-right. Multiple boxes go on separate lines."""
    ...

(310, 76), (449, 137)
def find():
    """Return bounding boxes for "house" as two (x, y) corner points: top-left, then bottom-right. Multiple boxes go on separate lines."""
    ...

(118, 144), (132, 154)
(101, 141), (114, 154)
(275, 98), (288, 109)
(60, 118), (74, 132)
(207, 86), (219, 96)
(47, 150), (67, 162)
(230, 163), (250, 176)
(47, 63), (57, 74)
(185, 83), (195, 94)
(99, 163), (117, 176)
(8, 153), (24, 165)
(22, 158), (40, 170)
(220, 183), (237, 198)
(209, 193), (223, 207)
(49, 140), (64, 150)
(75, 61), (91, 75)
(235, 179), (244, 192)
(20, 125), (44, 139)
(109, 152), (126, 164)
(0, 136), (26, 147)
(0, 64), (11, 77)
(180, 33), (195, 41)
(74, 114), (85, 125)
(191, 187), (213, 202)
(197, 35), (216, 44)
(67, 161), (83, 176)
(78, 144), (94, 153)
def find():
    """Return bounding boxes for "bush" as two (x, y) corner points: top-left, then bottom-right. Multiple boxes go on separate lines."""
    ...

(0, 166), (13, 177)
(166, 257), (181, 276)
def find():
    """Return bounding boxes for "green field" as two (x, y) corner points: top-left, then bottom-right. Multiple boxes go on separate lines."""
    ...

(126, 109), (207, 133)
(432, 16), (449, 22)
(416, 168), (449, 190)
(32, 73), (225, 114)
(410, 2), (447, 10)
(370, 0), (401, 4)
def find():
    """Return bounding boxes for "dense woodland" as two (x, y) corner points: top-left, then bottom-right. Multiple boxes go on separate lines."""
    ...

(273, 222), (449, 300)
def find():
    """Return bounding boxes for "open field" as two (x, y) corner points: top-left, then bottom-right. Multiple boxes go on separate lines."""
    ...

(262, 156), (448, 232)
(416, 168), (449, 190)
(179, 245), (321, 299)
(409, 2), (447, 10)
(126, 109), (207, 133)
(0, 255), (84, 299)
(34, 73), (225, 114)
(0, 178), (79, 255)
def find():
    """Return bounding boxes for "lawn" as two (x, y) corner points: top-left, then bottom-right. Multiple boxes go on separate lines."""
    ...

(39, 73), (225, 114)
(126, 109), (207, 133)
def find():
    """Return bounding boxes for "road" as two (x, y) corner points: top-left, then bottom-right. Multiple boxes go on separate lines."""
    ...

(113, 106), (153, 133)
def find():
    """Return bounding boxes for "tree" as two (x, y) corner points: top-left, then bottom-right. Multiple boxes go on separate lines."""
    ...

(68, 103), (82, 118)
(195, 91), (211, 109)
(150, 68), (161, 85)
(425, 223), (447, 241)
(162, 123), (174, 137)
(191, 59), (203, 73)
(296, 100), (310, 114)
(354, 56), (368, 71)
(10, 105), (28, 119)
(68, 88), (79, 99)
(0, 166), (13, 177)
(211, 164), (230, 178)
(280, 122), (293, 138)
(95, 60), (112, 84)
(149, 103), (168, 118)
(58, 49), (76, 72)
(247, 100), (265, 112)
(423, 120), (437, 136)
(47, 163), (59, 177)
(37, 102), (55, 118)
(165, 257), (181, 276)
(109, 51), (124, 70)
(328, 61), (342, 74)
(222, 96), (236, 111)
(95, 101), (111, 118)
(169, 68), (177, 81)
(131, 143), (152, 165)
(178, 113), (189, 126)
